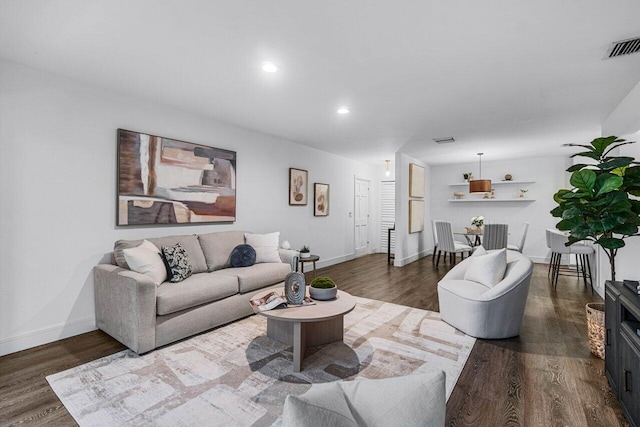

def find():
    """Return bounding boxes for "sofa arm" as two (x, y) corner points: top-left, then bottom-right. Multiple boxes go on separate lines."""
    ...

(279, 249), (299, 271)
(94, 264), (157, 354)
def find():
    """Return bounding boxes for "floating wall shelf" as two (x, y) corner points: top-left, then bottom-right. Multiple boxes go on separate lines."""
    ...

(447, 198), (536, 203)
(448, 181), (535, 186)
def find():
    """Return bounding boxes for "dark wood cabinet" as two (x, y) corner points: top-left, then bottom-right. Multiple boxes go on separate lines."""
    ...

(605, 284), (620, 392)
(605, 281), (640, 427)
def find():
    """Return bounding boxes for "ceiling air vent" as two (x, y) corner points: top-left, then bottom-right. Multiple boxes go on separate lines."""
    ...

(607, 37), (640, 58)
(433, 137), (455, 144)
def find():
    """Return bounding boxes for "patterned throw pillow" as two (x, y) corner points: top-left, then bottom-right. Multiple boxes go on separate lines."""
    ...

(230, 244), (256, 268)
(161, 243), (193, 283)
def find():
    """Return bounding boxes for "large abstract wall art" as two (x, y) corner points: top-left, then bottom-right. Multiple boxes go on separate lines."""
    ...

(117, 129), (236, 226)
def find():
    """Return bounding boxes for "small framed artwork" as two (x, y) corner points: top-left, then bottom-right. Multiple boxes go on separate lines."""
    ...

(409, 163), (425, 198)
(289, 168), (308, 205)
(409, 200), (424, 233)
(314, 183), (330, 216)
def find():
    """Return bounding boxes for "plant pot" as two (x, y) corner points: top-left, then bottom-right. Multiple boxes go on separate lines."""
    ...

(300, 252), (310, 258)
(586, 303), (605, 360)
(309, 286), (337, 301)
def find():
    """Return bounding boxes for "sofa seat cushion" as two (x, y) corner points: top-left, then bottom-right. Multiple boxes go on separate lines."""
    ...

(198, 231), (246, 271)
(438, 279), (490, 300)
(114, 234), (208, 274)
(221, 263), (291, 294)
(156, 273), (238, 315)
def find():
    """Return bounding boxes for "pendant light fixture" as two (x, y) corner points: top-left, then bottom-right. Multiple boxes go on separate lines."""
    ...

(469, 153), (491, 193)
(385, 160), (391, 177)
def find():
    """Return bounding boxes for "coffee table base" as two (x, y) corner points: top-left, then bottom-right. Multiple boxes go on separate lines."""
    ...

(267, 317), (344, 372)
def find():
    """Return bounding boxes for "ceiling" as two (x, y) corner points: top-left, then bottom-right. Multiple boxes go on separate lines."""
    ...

(1, 1), (640, 165)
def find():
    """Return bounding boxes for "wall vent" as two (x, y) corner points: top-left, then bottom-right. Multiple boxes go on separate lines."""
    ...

(433, 137), (455, 144)
(607, 37), (640, 58)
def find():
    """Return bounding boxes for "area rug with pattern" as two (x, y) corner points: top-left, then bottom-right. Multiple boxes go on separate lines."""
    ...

(47, 297), (475, 426)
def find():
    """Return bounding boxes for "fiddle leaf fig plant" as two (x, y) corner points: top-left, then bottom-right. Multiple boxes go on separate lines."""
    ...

(551, 136), (640, 281)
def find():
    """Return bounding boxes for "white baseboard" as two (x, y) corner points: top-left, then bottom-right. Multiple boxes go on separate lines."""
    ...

(313, 253), (356, 270)
(0, 316), (97, 357)
(394, 250), (431, 267)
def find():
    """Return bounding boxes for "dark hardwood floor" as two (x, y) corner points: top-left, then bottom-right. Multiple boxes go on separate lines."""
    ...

(0, 254), (628, 426)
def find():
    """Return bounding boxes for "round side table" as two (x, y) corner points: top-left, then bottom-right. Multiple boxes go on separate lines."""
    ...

(298, 254), (320, 278)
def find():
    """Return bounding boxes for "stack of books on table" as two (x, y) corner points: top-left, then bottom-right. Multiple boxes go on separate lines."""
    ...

(623, 280), (640, 295)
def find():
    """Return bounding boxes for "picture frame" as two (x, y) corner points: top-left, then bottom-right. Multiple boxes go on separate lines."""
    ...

(409, 200), (424, 233)
(117, 129), (236, 226)
(409, 163), (425, 198)
(289, 168), (308, 205)
(314, 183), (330, 216)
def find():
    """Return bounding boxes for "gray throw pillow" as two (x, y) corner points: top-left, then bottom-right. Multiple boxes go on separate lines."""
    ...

(161, 243), (193, 283)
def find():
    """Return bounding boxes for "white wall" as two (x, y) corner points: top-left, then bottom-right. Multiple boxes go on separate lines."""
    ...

(430, 155), (571, 263)
(0, 59), (377, 355)
(394, 153), (431, 266)
(607, 131), (640, 284)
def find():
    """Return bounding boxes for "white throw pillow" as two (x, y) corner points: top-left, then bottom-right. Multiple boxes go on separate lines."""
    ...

(123, 240), (167, 285)
(244, 232), (281, 263)
(471, 245), (487, 257)
(464, 248), (507, 288)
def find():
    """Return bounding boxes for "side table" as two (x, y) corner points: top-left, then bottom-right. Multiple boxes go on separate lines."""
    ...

(298, 255), (320, 278)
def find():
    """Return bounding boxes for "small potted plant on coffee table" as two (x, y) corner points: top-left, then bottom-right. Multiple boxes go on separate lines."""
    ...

(309, 276), (337, 301)
(299, 245), (311, 258)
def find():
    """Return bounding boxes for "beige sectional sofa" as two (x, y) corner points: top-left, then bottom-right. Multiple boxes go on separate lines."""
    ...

(94, 230), (296, 354)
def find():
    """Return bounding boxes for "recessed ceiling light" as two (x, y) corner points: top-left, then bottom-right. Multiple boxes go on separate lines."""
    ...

(337, 107), (350, 114)
(261, 62), (278, 73)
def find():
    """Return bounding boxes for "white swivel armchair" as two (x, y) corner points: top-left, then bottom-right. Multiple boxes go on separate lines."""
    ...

(437, 250), (534, 339)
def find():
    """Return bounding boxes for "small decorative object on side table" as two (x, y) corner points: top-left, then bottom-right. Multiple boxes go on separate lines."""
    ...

(309, 276), (338, 301)
(299, 245), (311, 258)
(504, 174), (513, 181)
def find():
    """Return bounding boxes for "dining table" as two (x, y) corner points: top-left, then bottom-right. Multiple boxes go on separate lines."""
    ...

(454, 230), (483, 247)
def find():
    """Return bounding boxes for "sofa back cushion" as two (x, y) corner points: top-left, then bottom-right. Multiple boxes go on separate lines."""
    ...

(198, 231), (246, 271)
(114, 234), (208, 274)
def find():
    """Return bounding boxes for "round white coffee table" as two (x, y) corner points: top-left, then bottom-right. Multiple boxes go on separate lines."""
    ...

(252, 288), (356, 372)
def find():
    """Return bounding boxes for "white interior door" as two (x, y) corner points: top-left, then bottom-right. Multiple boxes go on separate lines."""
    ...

(354, 178), (370, 257)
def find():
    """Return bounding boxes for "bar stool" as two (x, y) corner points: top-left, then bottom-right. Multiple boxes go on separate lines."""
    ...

(546, 229), (594, 293)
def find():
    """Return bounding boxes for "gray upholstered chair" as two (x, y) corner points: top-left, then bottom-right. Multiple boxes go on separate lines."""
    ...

(482, 223), (508, 250)
(431, 219), (439, 261)
(507, 222), (530, 253)
(437, 250), (533, 339)
(282, 371), (446, 427)
(434, 220), (472, 266)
